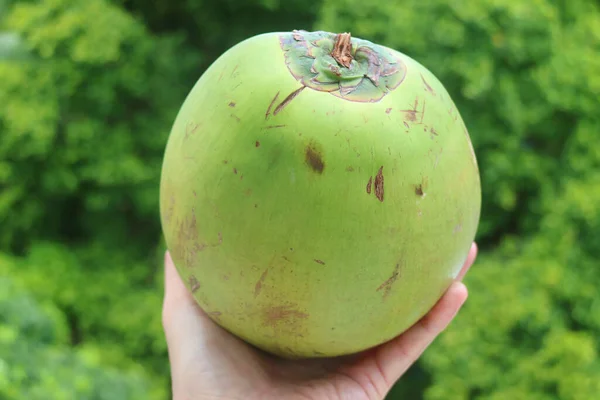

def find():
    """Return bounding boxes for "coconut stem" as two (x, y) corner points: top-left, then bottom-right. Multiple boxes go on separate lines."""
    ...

(331, 32), (353, 68)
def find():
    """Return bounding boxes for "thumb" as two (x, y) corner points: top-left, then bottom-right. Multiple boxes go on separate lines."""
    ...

(162, 252), (209, 368)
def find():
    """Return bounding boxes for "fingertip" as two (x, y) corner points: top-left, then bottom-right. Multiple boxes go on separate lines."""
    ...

(456, 243), (478, 281)
(450, 281), (468, 307)
(470, 242), (478, 261)
(425, 281), (468, 330)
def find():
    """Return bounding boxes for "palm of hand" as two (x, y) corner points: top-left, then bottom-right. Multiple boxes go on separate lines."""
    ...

(162, 244), (477, 400)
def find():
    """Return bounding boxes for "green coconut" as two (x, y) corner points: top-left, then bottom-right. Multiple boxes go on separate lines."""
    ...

(159, 30), (481, 359)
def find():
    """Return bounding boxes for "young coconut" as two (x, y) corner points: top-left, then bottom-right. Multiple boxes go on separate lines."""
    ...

(160, 30), (481, 358)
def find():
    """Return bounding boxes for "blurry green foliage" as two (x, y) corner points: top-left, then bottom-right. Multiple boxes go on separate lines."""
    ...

(0, 0), (199, 251)
(1, 0), (599, 399)
(0, 0), (198, 392)
(0, 255), (153, 399)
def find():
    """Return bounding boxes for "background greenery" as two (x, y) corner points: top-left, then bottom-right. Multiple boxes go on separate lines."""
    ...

(1, 0), (598, 398)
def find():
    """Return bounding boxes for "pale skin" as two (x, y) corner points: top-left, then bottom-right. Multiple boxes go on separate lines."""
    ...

(162, 242), (478, 400)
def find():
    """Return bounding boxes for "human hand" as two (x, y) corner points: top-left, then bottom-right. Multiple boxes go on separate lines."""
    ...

(162, 243), (478, 400)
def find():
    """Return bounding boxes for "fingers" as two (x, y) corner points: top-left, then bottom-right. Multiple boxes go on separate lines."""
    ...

(162, 252), (209, 368)
(456, 242), (478, 281)
(373, 281), (468, 387)
(162, 251), (199, 324)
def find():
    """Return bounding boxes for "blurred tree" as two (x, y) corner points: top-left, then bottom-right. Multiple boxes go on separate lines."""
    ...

(115, 0), (321, 71)
(0, 254), (155, 400)
(0, 0), (198, 396)
(317, 0), (600, 398)
(0, 0), (199, 252)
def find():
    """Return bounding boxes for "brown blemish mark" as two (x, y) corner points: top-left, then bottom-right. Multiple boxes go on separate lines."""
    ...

(314, 259), (325, 265)
(366, 176), (373, 194)
(263, 304), (309, 329)
(229, 102), (236, 107)
(274, 86), (306, 116)
(184, 121), (199, 140)
(374, 166), (384, 202)
(172, 211), (202, 268)
(386, 108), (392, 114)
(266, 124), (287, 129)
(454, 223), (463, 234)
(188, 229), (222, 255)
(231, 65), (239, 77)
(207, 311), (222, 322)
(400, 98), (425, 125)
(448, 102), (459, 122)
(164, 195), (175, 225)
(233, 168), (238, 174)
(188, 275), (200, 293)
(403, 121), (410, 130)
(421, 73), (436, 95)
(401, 105), (417, 122)
(244, 188), (253, 196)
(346, 166), (355, 172)
(223, 160), (229, 164)
(414, 176), (429, 197)
(265, 91), (280, 120)
(305, 143), (324, 174)
(377, 263), (400, 299)
(231, 114), (241, 122)
(254, 268), (269, 298)
(255, 141), (260, 147)
(430, 127), (439, 137)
